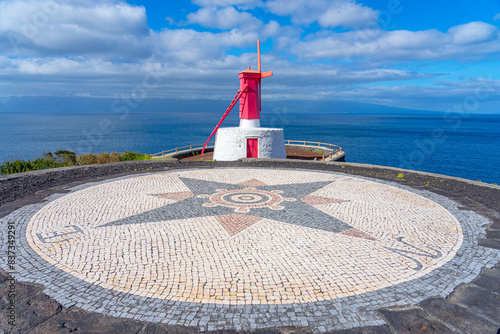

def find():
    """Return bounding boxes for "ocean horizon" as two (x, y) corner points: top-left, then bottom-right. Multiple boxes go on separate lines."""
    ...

(1, 106), (499, 185)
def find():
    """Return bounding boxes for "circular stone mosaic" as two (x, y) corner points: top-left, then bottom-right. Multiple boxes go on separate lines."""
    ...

(3, 168), (499, 331)
(23, 167), (466, 303)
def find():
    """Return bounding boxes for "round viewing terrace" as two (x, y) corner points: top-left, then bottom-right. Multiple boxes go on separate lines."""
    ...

(0, 158), (498, 333)
(150, 140), (346, 162)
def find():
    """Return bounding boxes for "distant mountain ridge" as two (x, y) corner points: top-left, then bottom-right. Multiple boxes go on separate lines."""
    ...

(0, 96), (439, 115)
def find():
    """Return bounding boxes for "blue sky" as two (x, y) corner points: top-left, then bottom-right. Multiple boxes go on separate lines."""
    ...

(0, 0), (499, 112)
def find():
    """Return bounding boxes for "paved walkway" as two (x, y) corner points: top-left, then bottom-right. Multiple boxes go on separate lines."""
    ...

(1, 164), (499, 333)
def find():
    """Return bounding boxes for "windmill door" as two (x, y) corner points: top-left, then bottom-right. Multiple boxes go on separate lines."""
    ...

(246, 138), (258, 158)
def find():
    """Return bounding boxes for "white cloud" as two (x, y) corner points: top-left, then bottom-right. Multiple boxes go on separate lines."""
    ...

(270, 67), (434, 88)
(262, 20), (281, 37)
(192, 0), (263, 9)
(291, 22), (500, 63)
(329, 78), (500, 112)
(317, 1), (379, 29)
(155, 28), (258, 64)
(0, 57), (132, 78)
(494, 13), (500, 21)
(449, 21), (498, 45)
(265, 0), (378, 29)
(0, 51), (439, 99)
(0, 55), (151, 96)
(187, 6), (262, 30)
(265, 0), (325, 25)
(0, 0), (150, 58)
(1, 49), (498, 114)
(0, 0), (498, 114)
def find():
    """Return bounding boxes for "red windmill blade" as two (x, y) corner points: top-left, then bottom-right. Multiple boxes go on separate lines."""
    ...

(257, 40), (273, 114)
(201, 40), (272, 155)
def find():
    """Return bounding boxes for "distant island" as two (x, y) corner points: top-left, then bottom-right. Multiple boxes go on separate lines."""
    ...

(0, 96), (444, 115)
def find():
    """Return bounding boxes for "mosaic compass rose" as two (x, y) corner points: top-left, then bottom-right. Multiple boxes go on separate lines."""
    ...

(199, 187), (296, 213)
(97, 176), (371, 238)
(16, 166), (485, 332)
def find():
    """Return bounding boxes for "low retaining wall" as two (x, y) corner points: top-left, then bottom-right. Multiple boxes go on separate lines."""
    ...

(286, 144), (332, 154)
(285, 145), (345, 161)
(164, 147), (214, 159)
(164, 144), (345, 161)
(0, 159), (179, 206)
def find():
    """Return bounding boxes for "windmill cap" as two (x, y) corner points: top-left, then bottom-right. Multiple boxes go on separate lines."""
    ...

(239, 68), (259, 74)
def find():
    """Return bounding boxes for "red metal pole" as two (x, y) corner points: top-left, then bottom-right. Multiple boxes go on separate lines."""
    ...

(257, 40), (261, 73)
(257, 40), (261, 112)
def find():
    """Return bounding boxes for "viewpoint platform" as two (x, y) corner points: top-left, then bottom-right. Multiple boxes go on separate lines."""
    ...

(1, 165), (499, 333)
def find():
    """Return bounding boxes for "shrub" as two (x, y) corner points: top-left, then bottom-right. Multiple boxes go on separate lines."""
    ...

(1, 159), (32, 174)
(119, 151), (150, 161)
(42, 152), (55, 161)
(96, 153), (115, 164)
(1, 150), (151, 175)
(0, 157), (62, 174)
(110, 152), (120, 162)
(54, 150), (77, 166)
(77, 153), (99, 165)
(32, 157), (62, 170)
(54, 150), (75, 155)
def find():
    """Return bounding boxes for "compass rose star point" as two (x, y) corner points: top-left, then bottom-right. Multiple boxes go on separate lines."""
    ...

(98, 176), (375, 239)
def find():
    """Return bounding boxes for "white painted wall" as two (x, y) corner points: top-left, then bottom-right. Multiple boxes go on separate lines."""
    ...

(213, 127), (286, 161)
(239, 119), (260, 128)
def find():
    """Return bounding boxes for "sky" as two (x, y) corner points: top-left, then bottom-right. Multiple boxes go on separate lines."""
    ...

(0, 0), (499, 113)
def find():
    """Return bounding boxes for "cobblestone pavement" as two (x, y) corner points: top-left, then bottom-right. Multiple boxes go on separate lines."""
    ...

(1, 167), (499, 333)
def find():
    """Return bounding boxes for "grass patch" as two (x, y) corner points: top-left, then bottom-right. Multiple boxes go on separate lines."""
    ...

(1, 150), (150, 175)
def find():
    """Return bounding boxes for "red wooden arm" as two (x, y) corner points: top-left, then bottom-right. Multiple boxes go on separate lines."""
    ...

(201, 86), (248, 155)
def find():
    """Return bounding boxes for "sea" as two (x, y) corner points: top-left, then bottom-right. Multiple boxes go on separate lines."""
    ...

(0, 109), (499, 184)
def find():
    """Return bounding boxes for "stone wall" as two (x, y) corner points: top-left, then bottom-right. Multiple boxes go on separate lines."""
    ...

(1, 159), (499, 214)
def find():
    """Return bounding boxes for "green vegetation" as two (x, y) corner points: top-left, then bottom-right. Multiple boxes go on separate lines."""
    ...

(397, 173), (404, 179)
(119, 151), (150, 161)
(1, 150), (150, 175)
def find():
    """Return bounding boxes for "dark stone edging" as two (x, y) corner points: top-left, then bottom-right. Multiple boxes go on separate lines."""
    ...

(0, 159), (499, 334)
(2, 158), (499, 212)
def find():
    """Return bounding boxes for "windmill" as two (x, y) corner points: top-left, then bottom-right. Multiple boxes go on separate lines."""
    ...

(201, 40), (286, 161)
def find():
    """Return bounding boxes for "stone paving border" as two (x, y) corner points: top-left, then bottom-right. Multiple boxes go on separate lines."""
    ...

(0, 159), (499, 334)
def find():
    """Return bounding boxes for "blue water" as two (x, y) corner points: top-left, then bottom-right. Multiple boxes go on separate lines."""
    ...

(0, 110), (499, 184)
